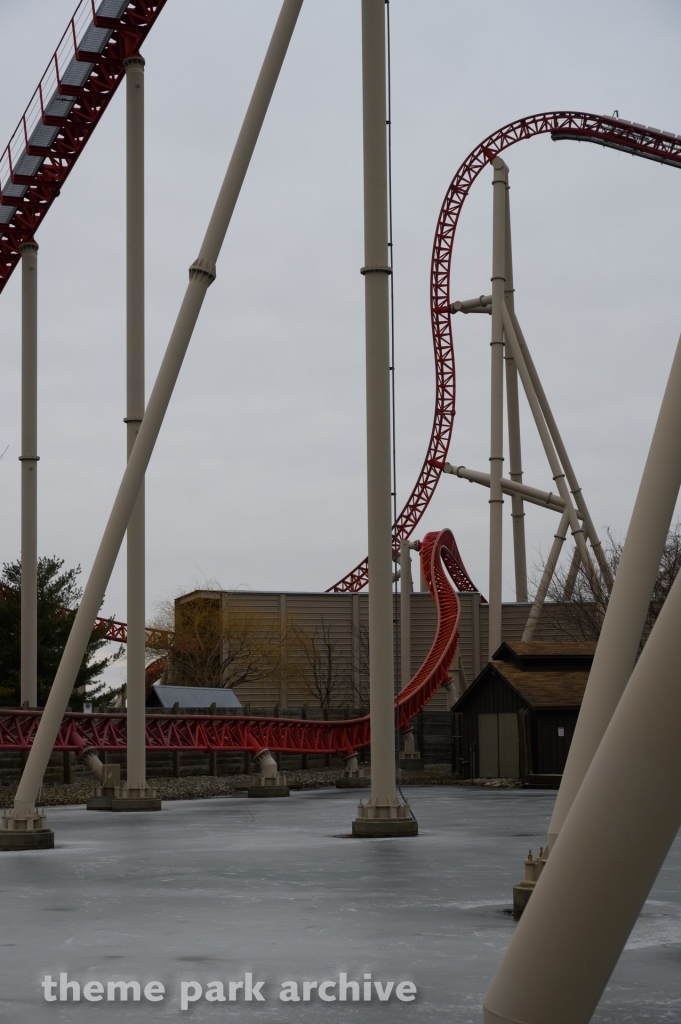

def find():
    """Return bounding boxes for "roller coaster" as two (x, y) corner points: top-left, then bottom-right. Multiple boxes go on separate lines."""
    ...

(2, 0), (680, 759)
(8, 4), (681, 1018)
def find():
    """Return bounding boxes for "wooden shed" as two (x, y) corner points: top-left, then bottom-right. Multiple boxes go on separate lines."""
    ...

(451, 641), (595, 785)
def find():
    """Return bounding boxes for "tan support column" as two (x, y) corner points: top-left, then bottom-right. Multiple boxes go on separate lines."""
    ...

(278, 593), (287, 708)
(521, 509), (570, 642)
(399, 541), (419, 690)
(484, 554), (681, 1024)
(20, 241), (39, 710)
(546, 330), (681, 847)
(399, 542), (411, 690)
(561, 545), (581, 600)
(353, 0), (415, 838)
(502, 183), (527, 602)
(351, 593), (360, 708)
(121, 55), (151, 803)
(501, 306), (595, 587)
(471, 592), (481, 678)
(488, 158), (507, 658)
(3, 0), (304, 844)
(507, 307), (611, 589)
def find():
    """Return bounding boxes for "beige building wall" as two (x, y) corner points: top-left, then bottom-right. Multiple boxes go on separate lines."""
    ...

(175, 589), (560, 713)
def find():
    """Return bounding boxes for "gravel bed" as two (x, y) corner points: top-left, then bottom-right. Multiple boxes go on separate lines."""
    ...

(0, 776), (238, 808)
(0, 765), (520, 808)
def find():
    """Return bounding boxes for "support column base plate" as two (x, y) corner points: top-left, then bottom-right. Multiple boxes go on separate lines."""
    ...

(513, 882), (535, 918)
(111, 797), (162, 812)
(352, 818), (418, 838)
(0, 828), (54, 851)
(335, 778), (370, 789)
(86, 796), (114, 811)
(247, 786), (290, 798)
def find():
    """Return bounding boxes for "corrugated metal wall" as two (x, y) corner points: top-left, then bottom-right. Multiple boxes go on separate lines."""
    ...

(174, 589), (562, 712)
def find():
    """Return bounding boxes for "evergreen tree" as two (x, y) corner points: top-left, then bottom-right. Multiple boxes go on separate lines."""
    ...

(0, 556), (116, 709)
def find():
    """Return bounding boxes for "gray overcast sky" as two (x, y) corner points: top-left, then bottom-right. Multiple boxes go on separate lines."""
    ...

(1, 1), (681, 686)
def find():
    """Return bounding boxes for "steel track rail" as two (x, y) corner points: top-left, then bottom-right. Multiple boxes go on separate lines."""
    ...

(328, 111), (681, 592)
(0, 528), (464, 753)
(0, 0), (168, 287)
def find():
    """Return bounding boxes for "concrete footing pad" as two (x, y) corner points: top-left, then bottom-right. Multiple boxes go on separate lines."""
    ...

(352, 818), (418, 838)
(111, 797), (162, 812)
(86, 795), (114, 810)
(247, 786), (290, 798)
(513, 882), (534, 917)
(0, 828), (55, 851)
(335, 778), (370, 789)
(399, 758), (424, 772)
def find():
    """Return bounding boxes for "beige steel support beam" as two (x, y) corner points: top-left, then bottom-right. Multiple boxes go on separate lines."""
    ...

(449, 294), (492, 314)
(278, 593), (287, 707)
(419, 557), (428, 592)
(20, 241), (39, 710)
(501, 304), (596, 589)
(123, 55), (147, 797)
(449, 285), (602, 598)
(562, 544), (581, 600)
(441, 463), (568, 514)
(506, 306), (611, 590)
(484, 548), (681, 1024)
(503, 184), (527, 602)
(357, 0), (406, 825)
(399, 541), (419, 691)
(521, 508), (570, 642)
(5, 0), (304, 829)
(546, 330), (681, 848)
(488, 158), (507, 659)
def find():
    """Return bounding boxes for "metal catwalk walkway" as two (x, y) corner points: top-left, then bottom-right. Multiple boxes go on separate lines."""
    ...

(0, 0), (167, 285)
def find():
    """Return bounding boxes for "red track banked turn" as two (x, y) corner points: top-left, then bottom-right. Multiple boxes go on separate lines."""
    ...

(0, 529), (473, 755)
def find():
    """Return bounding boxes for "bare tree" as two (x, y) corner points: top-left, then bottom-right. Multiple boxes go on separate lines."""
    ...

(540, 524), (681, 649)
(349, 619), (370, 710)
(147, 588), (284, 694)
(296, 617), (353, 711)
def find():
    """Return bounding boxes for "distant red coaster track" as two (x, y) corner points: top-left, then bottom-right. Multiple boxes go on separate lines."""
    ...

(0, 528), (463, 754)
(328, 111), (681, 592)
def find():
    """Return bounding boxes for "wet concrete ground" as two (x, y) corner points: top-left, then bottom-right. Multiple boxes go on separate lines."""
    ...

(1, 786), (680, 1022)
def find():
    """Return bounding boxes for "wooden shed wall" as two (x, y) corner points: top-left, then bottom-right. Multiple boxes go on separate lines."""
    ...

(534, 709), (579, 775)
(456, 670), (527, 777)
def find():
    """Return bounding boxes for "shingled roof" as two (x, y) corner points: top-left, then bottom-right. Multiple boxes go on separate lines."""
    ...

(454, 641), (595, 711)
(495, 641), (597, 659)
(489, 661), (589, 709)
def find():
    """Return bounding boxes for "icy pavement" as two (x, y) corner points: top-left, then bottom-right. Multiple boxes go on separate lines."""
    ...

(1, 786), (681, 1022)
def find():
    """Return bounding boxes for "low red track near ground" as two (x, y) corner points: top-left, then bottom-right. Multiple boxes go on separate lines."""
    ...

(0, 529), (469, 755)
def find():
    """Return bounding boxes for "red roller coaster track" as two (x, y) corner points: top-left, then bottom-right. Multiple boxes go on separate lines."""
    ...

(3, 7), (681, 754)
(0, 528), (463, 754)
(329, 110), (681, 592)
(0, 0), (168, 285)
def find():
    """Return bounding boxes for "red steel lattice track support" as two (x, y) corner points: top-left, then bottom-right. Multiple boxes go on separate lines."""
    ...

(0, 0), (168, 283)
(328, 111), (681, 592)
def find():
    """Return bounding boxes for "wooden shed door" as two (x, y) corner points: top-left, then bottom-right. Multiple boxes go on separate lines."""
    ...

(478, 713), (520, 778)
(478, 714), (499, 777)
(498, 713), (520, 778)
